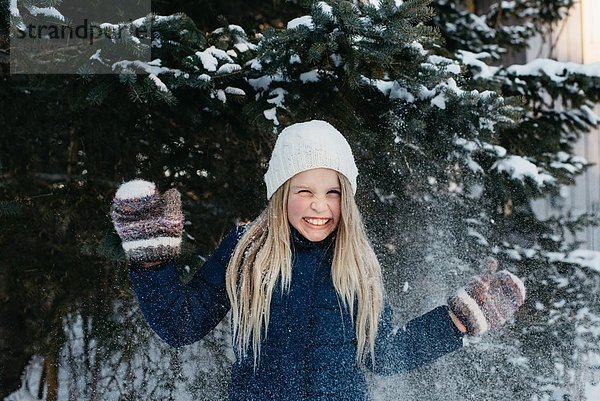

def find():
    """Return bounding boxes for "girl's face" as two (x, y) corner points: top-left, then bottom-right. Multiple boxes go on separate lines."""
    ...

(287, 168), (341, 242)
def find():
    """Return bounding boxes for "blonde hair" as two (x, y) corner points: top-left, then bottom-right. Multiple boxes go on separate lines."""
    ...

(225, 173), (384, 367)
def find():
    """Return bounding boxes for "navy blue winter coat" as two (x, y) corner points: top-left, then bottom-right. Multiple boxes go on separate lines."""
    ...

(128, 226), (463, 400)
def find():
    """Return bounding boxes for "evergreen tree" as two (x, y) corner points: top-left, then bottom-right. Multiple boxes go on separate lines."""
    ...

(429, 1), (600, 399)
(2, 0), (600, 399)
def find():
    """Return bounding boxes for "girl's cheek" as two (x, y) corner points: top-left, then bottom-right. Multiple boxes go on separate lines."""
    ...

(330, 200), (341, 223)
(287, 197), (306, 217)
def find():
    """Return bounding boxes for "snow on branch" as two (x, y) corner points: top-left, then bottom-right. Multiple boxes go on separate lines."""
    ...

(492, 155), (556, 187)
(506, 59), (600, 81)
(26, 5), (65, 21)
(546, 250), (600, 274)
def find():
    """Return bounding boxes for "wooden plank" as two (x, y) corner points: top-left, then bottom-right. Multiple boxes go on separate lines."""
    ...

(581, 0), (600, 64)
(550, 1), (582, 62)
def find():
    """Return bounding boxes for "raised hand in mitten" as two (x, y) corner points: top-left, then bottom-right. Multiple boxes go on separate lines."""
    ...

(447, 257), (526, 336)
(110, 179), (184, 265)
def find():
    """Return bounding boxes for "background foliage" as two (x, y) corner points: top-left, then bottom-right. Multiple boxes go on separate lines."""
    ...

(2, 0), (600, 400)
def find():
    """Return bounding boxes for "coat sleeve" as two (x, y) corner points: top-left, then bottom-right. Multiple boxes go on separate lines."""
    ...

(127, 226), (245, 347)
(369, 303), (464, 375)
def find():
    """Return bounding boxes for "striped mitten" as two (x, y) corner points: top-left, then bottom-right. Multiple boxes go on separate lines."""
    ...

(110, 179), (184, 264)
(447, 257), (526, 336)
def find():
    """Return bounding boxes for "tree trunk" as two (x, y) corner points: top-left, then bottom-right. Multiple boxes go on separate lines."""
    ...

(0, 271), (33, 397)
(44, 352), (59, 401)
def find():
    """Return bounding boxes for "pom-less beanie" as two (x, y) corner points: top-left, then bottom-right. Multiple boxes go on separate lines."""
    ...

(264, 120), (359, 199)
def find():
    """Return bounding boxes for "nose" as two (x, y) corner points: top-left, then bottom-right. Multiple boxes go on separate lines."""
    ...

(310, 197), (327, 213)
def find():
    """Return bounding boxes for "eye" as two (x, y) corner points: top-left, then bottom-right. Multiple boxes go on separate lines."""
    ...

(327, 190), (341, 196)
(297, 189), (312, 195)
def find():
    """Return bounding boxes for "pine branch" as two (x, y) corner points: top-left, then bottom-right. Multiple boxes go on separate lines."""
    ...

(0, 200), (23, 218)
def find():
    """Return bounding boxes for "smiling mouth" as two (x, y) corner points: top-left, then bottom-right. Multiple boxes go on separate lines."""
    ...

(303, 217), (332, 227)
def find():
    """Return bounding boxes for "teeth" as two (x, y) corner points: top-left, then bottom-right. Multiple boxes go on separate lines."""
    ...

(304, 218), (330, 226)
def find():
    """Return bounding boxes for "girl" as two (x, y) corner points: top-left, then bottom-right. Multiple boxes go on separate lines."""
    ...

(111, 120), (525, 400)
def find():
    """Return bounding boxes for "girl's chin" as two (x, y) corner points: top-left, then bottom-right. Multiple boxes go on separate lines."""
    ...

(304, 232), (330, 242)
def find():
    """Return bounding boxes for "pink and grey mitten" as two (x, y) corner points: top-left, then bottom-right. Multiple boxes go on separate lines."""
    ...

(447, 257), (526, 336)
(110, 179), (184, 264)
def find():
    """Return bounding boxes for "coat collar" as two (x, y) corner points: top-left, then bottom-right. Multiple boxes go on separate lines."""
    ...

(290, 225), (337, 250)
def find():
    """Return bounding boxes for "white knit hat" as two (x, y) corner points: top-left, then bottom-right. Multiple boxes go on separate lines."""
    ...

(264, 120), (359, 199)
